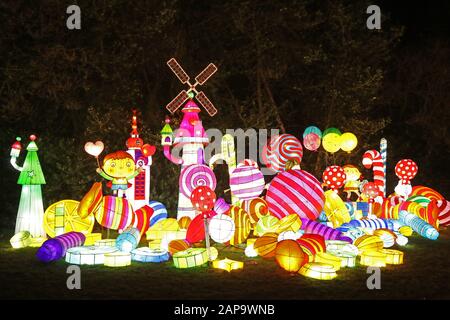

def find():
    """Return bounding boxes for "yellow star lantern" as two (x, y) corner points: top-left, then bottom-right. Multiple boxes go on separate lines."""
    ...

(212, 258), (244, 272)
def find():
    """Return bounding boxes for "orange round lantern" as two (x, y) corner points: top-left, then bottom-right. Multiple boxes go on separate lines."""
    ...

(178, 216), (192, 230)
(168, 239), (191, 256)
(275, 240), (306, 272)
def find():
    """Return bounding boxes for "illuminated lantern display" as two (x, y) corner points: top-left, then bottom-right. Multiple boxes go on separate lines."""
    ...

(95, 239), (116, 247)
(394, 159), (418, 198)
(396, 234), (408, 246)
(77, 182), (103, 219)
(278, 230), (301, 241)
(229, 165), (265, 201)
(94, 196), (134, 231)
(208, 214), (235, 243)
(9, 135), (47, 237)
(373, 229), (397, 248)
(276, 214), (302, 233)
(410, 185), (445, 201)
(168, 239), (191, 255)
(380, 249), (404, 265)
(238, 159), (259, 169)
(179, 164), (217, 219)
(303, 133), (321, 152)
(148, 201), (168, 226)
(208, 135), (238, 204)
(322, 128), (341, 153)
(130, 205), (154, 236)
(263, 134), (303, 173)
(104, 252), (131, 267)
(190, 186), (216, 213)
(173, 248), (209, 268)
(398, 210), (439, 240)
(340, 132), (358, 153)
(10, 231), (31, 248)
(322, 165), (346, 192)
(342, 165), (362, 200)
(437, 200), (450, 227)
(146, 218), (181, 240)
(299, 262), (337, 280)
(240, 197), (269, 226)
(354, 235), (384, 254)
(65, 246), (117, 265)
(131, 247), (169, 263)
(44, 199), (95, 238)
(29, 237), (47, 248)
(323, 190), (351, 228)
(84, 233), (102, 246)
(206, 247), (219, 261)
(266, 169), (325, 220)
(178, 216), (192, 230)
(362, 150), (385, 197)
(36, 232), (86, 263)
(360, 250), (387, 267)
(254, 215), (280, 236)
(229, 206), (251, 245)
(254, 233), (278, 258)
(325, 240), (358, 255)
(314, 252), (342, 271)
(275, 240), (306, 272)
(148, 239), (162, 250)
(84, 140), (104, 158)
(116, 227), (141, 253)
(125, 111), (155, 209)
(214, 198), (231, 215)
(212, 258), (244, 272)
(186, 214), (206, 243)
(347, 218), (393, 231)
(362, 182), (380, 202)
(300, 219), (352, 242)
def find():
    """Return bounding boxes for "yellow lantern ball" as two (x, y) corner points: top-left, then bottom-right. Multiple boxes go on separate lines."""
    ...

(340, 132), (358, 153)
(322, 133), (342, 153)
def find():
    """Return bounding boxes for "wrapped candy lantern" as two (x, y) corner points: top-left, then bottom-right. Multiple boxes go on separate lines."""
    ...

(131, 247), (170, 263)
(299, 262), (337, 280)
(116, 227), (141, 252)
(65, 246), (117, 265)
(212, 258), (244, 272)
(173, 248), (209, 268)
(254, 233), (278, 258)
(36, 232), (86, 263)
(10, 231), (31, 248)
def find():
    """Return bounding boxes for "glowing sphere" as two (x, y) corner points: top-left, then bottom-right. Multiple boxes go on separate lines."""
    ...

(275, 240), (306, 272)
(339, 132), (358, 153)
(208, 214), (235, 243)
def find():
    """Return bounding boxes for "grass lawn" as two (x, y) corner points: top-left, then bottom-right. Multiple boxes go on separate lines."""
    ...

(1, 228), (450, 300)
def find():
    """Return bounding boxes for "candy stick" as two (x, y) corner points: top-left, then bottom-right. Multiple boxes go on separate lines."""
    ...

(380, 138), (387, 197)
(362, 150), (384, 196)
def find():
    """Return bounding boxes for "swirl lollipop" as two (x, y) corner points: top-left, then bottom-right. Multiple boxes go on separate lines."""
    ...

(263, 134), (303, 172)
(179, 164), (217, 198)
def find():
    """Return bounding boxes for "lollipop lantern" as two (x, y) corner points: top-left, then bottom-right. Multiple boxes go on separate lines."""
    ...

(322, 165), (347, 192)
(190, 186), (216, 213)
(362, 182), (379, 201)
(84, 141), (104, 157)
(395, 159), (418, 184)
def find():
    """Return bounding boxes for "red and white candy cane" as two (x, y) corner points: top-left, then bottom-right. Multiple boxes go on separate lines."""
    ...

(362, 150), (385, 196)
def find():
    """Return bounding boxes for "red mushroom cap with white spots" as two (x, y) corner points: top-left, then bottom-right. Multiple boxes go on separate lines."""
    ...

(322, 165), (347, 191)
(395, 159), (418, 184)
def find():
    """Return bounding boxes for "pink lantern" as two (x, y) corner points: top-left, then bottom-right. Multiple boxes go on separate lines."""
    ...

(303, 133), (321, 152)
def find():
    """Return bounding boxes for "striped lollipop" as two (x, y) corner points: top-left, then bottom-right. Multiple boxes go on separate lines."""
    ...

(410, 186), (445, 202)
(179, 164), (216, 198)
(148, 201), (168, 226)
(229, 165), (265, 201)
(266, 169), (325, 220)
(240, 197), (269, 225)
(437, 200), (450, 227)
(264, 134), (303, 173)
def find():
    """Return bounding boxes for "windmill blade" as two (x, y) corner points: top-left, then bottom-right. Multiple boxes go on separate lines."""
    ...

(196, 91), (217, 116)
(167, 58), (190, 84)
(166, 90), (190, 114)
(195, 63), (218, 85)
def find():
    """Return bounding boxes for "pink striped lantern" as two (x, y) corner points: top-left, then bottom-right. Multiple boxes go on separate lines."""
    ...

(266, 169), (325, 220)
(229, 165), (265, 201)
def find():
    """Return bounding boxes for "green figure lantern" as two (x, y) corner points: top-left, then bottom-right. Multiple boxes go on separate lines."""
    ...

(10, 135), (46, 237)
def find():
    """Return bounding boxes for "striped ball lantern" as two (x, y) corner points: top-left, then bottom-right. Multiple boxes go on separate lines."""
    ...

(229, 165), (265, 201)
(296, 234), (326, 257)
(254, 215), (280, 237)
(240, 197), (269, 225)
(190, 186), (216, 213)
(116, 227), (141, 253)
(299, 262), (337, 280)
(229, 205), (251, 246)
(168, 239), (191, 255)
(130, 205), (154, 236)
(94, 196), (134, 230)
(36, 232), (86, 263)
(263, 134), (303, 173)
(275, 240), (307, 272)
(254, 233), (278, 258)
(266, 169), (325, 220)
(148, 201), (168, 226)
(208, 214), (235, 244)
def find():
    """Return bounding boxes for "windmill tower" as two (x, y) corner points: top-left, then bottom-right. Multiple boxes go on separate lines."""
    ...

(125, 111), (153, 210)
(162, 58), (218, 219)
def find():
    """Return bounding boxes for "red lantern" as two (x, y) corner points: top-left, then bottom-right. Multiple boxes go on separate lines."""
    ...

(395, 159), (418, 184)
(322, 165), (346, 191)
(362, 182), (379, 201)
(141, 144), (156, 157)
(190, 186), (216, 213)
